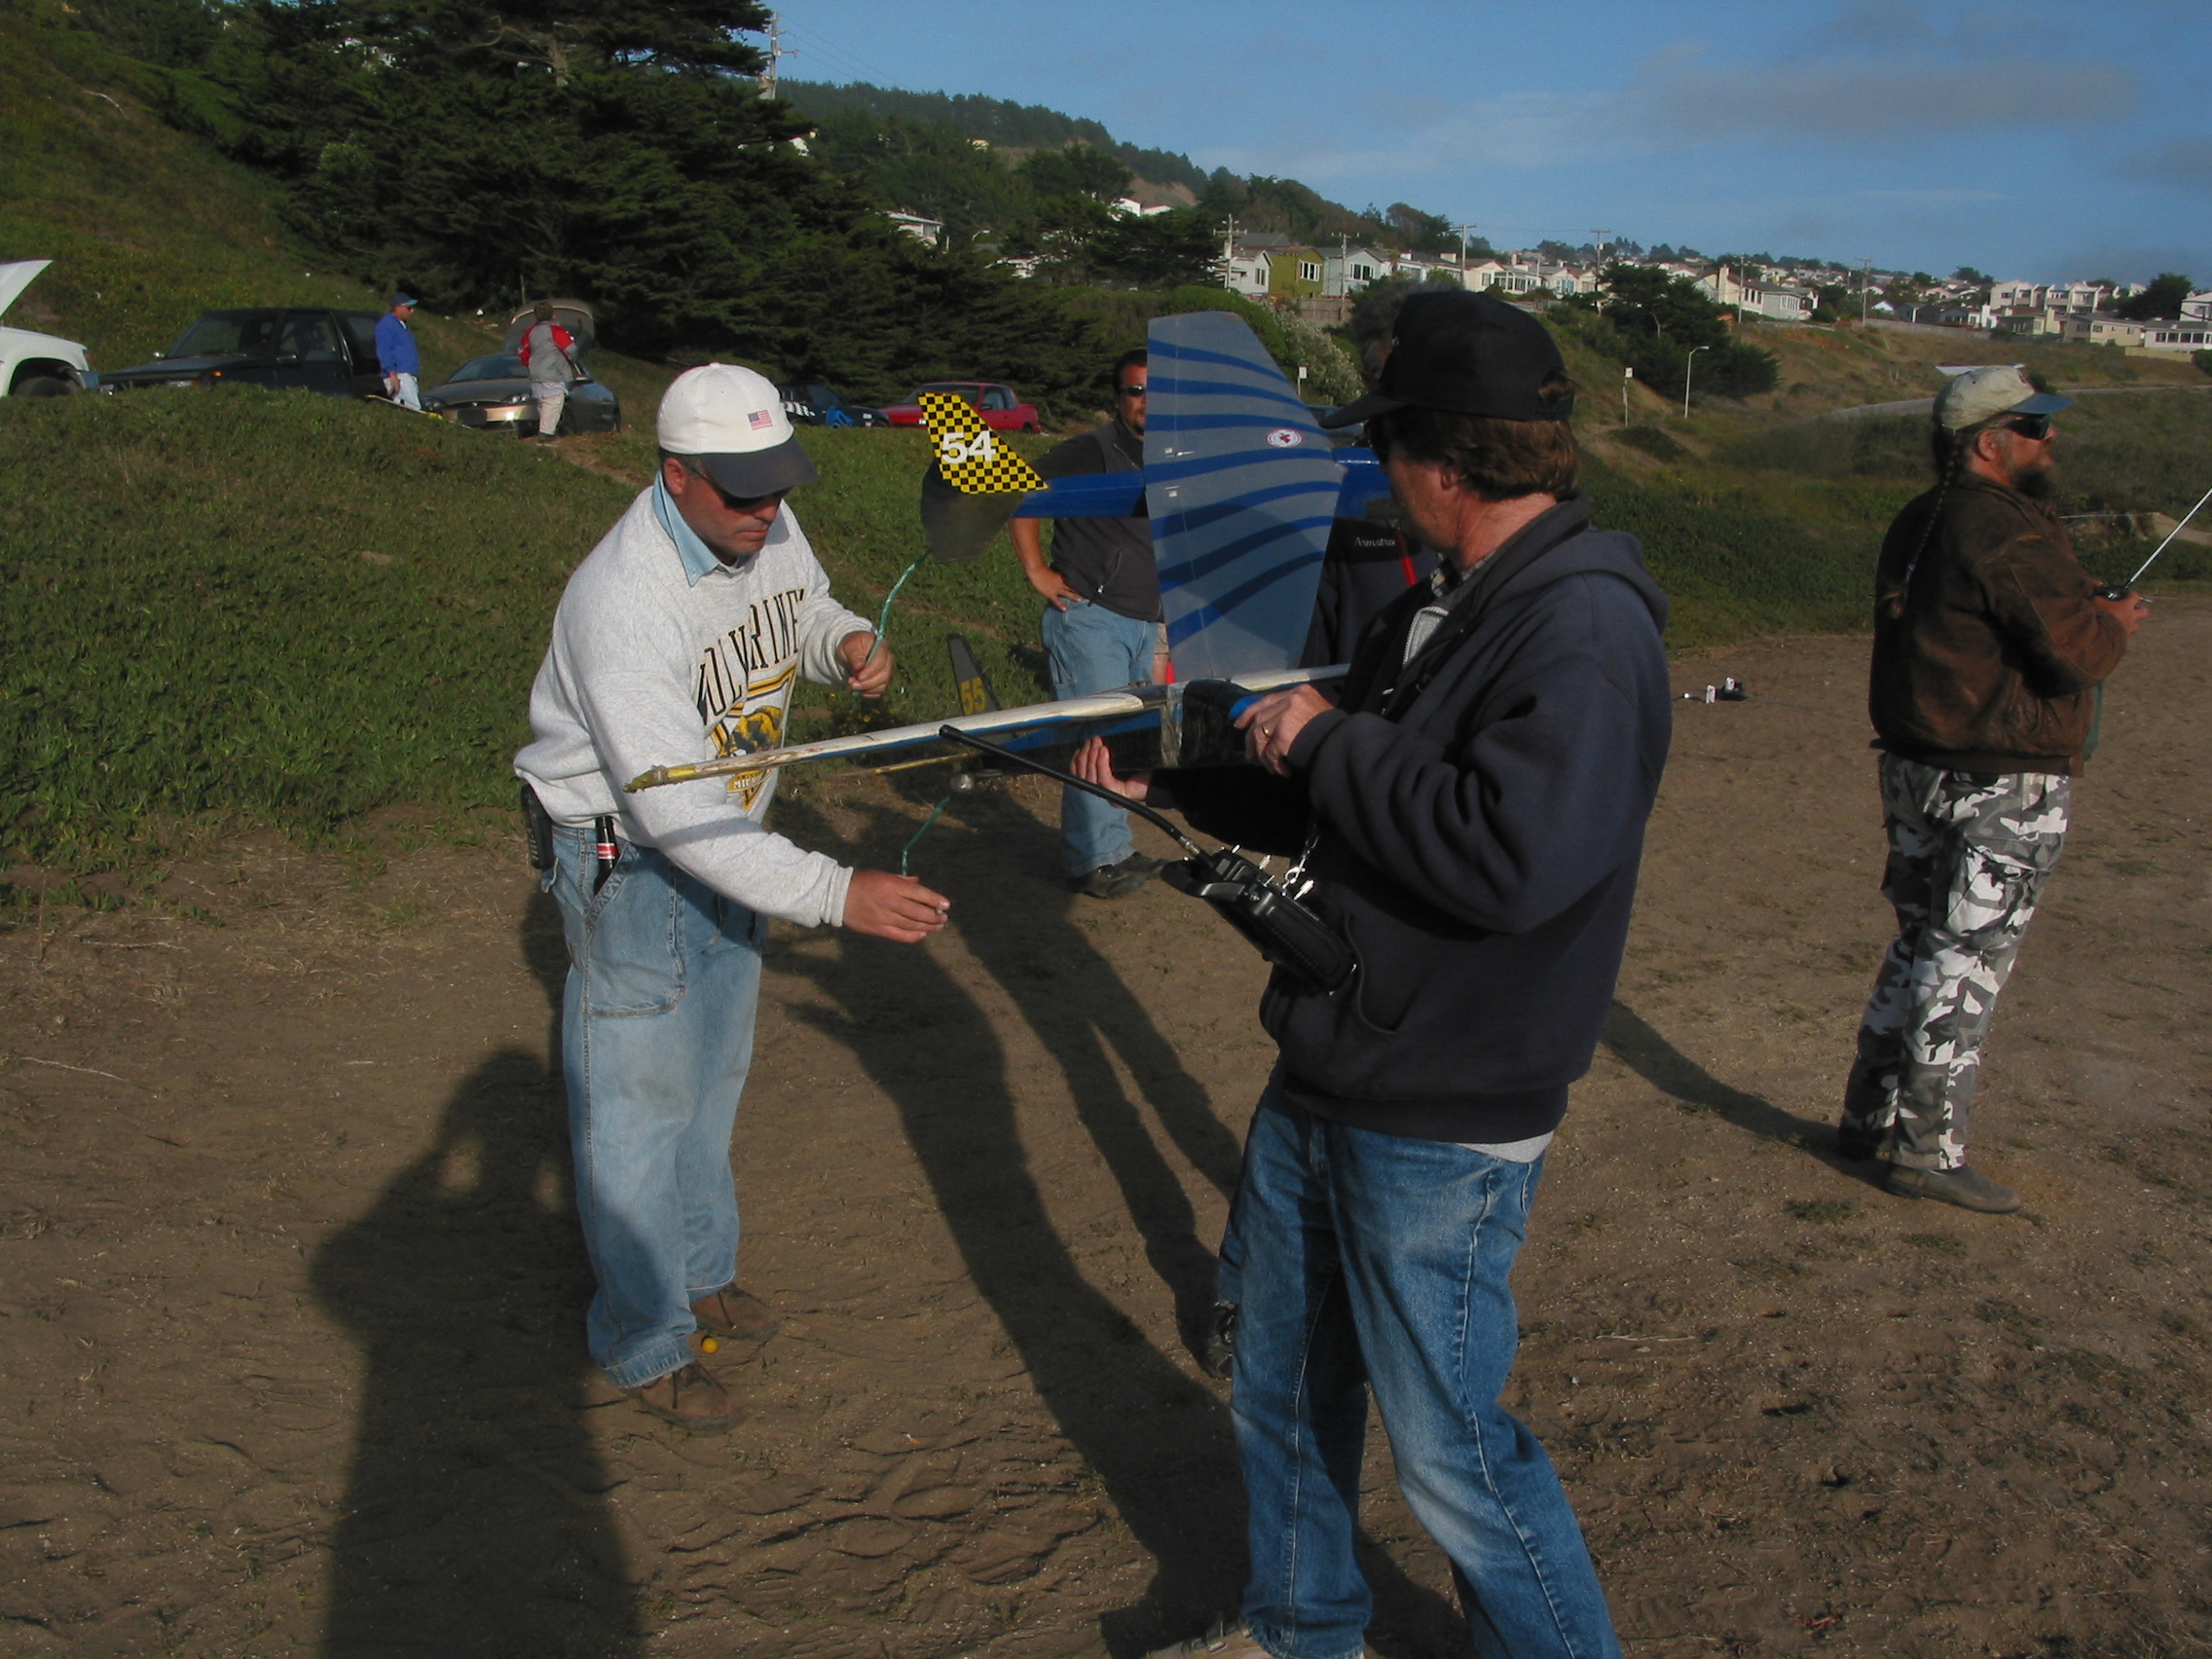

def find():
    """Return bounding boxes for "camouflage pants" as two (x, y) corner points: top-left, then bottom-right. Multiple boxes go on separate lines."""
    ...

(1840, 756), (2070, 1171)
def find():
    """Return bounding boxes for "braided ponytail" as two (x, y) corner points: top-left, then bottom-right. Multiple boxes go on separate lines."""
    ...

(1884, 424), (1971, 621)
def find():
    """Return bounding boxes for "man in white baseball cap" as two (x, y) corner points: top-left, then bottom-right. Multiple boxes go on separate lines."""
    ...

(1837, 362), (2148, 1212)
(516, 363), (951, 1429)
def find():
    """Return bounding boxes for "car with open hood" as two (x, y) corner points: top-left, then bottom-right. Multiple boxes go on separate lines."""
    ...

(423, 299), (620, 434)
(101, 308), (387, 398)
(0, 260), (95, 396)
(420, 351), (621, 435)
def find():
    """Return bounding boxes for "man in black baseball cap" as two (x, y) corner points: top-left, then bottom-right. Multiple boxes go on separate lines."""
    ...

(1322, 285), (1577, 429)
(1093, 286), (1671, 1659)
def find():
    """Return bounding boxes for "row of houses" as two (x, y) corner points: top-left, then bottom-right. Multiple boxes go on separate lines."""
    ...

(1220, 237), (1839, 328)
(896, 201), (2208, 356)
(1906, 283), (2210, 353)
(1222, 236), (1610, 308)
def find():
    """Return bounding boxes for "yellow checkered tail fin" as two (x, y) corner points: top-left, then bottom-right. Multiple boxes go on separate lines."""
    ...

(918, 391), (1046, 495)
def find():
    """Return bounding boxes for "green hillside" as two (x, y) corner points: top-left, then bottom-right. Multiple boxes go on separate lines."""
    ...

(6, 0), (2208, 905)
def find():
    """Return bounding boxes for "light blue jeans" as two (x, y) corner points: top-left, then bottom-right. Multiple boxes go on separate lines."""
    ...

(543, 827), (766, 1389)
(1234, 1083), (1620, 1659)
(1040, 599), (1157, 876)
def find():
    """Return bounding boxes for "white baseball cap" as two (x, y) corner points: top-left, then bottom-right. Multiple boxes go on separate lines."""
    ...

(657, 363), (819, 497)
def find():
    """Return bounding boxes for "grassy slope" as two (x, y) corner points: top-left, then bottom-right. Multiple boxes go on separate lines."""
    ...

(0, 394), (1049, 885)
(0, 3), (675, 403)
(5, 3), (2207, 885)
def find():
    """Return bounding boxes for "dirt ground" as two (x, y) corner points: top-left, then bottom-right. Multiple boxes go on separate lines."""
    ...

(4, 603), (2209, 1659)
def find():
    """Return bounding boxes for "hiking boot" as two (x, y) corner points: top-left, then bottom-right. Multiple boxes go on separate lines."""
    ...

(1199, 1300), (1238, 1381)
(691, 1285), (778, 1343)
(1834, 1127), (1879, 1161)
(1147, 1622), (1324, 1659)
(624, 1361), (737, 1432)
(1887, 1163), (2020, 1214)
(1072, 852), (1164, 899)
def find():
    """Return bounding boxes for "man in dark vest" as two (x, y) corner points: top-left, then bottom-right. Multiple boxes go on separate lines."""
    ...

(1010, 349), (1165, 898)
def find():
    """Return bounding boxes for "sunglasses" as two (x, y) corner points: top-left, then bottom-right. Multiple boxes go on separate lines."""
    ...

(1117, 383), (1147, 398)
(1999, 414), (2054, 441)
(689, 468), (786, 511)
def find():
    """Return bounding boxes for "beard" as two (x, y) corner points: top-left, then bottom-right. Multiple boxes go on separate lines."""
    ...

(2009, 450), (2058, 499)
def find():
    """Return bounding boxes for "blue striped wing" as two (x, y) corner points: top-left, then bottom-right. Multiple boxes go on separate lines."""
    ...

(1146, 313), (1344, 682)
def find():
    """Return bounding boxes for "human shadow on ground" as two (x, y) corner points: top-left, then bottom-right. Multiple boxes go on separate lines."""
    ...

(1602, 1001), (1888, 1187)
(926, 782), (1243, 1351)
(312, 889), (643, 1657)
(771, 793), (1465, 1657)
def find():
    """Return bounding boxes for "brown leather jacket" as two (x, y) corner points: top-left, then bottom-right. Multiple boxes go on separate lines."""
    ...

(1868, 473), (2127, 775)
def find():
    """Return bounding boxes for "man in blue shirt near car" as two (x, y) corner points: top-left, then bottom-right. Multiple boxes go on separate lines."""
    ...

(375, 292), (422, 411)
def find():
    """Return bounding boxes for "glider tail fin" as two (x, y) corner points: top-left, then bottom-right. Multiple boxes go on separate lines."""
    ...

(946, 633), (1001, 715)
(915, 390), (1050, 565)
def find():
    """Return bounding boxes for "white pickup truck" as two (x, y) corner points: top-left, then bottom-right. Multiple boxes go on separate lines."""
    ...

(0, 260), (94, 396)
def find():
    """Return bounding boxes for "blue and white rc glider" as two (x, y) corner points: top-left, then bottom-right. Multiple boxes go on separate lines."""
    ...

(625, 312), (1387, 795)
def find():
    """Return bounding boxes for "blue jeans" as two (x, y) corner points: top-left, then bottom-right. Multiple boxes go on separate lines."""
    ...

(1234, 1084), (1619, 1659)
(543, 827), (766, 1388)
(1041, 599), (1156, 876)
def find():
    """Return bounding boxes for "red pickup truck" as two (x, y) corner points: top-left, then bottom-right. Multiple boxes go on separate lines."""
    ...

(880, 380), (1042, 433)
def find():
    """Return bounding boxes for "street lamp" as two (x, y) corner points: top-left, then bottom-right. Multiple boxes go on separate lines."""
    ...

(1683, 345), (1710, 417)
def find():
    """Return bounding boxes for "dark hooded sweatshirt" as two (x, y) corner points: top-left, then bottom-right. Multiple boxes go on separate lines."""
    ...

(1161, 495), (1672, 1145)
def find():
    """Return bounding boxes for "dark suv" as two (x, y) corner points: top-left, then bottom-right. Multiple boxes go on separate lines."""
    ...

(102, 309), (388, 399)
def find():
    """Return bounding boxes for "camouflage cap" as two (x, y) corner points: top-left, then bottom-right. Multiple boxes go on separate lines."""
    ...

(1936, 364), (2071, 431)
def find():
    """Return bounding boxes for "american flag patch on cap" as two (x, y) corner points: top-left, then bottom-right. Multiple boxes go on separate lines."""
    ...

(748, 408), (774, 430)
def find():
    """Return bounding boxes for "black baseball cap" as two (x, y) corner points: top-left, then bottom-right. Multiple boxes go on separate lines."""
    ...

(1318, 290), (1571, 428)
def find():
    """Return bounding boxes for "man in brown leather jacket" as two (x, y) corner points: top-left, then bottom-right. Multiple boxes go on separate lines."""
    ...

(1838, 365), (2149, 1212)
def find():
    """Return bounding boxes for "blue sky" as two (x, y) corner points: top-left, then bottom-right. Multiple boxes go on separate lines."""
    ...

(777, 0), (2210, 285)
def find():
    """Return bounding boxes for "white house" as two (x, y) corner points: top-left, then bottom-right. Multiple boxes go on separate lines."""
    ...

(1322, 246), (1389, 296)
(2182, 291), (2212, 322)
(2061, 313), (2145, 348)
(2143, 320), (2212, 352)
(1698, 265), (1811, 322)
(887, 210), (942, 245)
(1224, 247), (1272, 299)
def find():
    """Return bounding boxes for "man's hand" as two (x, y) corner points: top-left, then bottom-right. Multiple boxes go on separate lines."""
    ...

(843, 870), (949, 942)
(1238, 685), (1335, 776)
(1072, 736), (1151, 803)
(2091, 590), (2152, 637)
(1025, 565), (1083, 610)
(1010, 516), (1082, 611)
(837, 630), (895, 697)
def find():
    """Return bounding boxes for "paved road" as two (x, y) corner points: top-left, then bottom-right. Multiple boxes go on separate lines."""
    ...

(1822, 383), (2212, 421)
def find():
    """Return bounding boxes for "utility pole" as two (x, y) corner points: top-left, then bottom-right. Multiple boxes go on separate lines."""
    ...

(1220, 214), (1240, 290)
(757, 12), (792, 99)
(1590, 229), (1612, 311)
(1859, 259), (1872, 325)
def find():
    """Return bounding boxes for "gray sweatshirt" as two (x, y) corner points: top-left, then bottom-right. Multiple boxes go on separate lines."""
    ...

(524, 322), (575, 387)
(515, 486), (871, 927)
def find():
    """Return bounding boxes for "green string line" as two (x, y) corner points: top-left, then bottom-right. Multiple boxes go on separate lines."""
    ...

(900, 793), (953, 876)
(860, 552), (929, 673)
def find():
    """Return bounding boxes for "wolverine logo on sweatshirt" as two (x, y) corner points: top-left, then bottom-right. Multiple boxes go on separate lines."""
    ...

(693, 586), (808, 808)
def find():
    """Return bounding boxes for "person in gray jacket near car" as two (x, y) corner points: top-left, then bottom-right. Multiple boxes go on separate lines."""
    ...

(516, 363), (950, 1432)
(522, 301), (576, 442)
